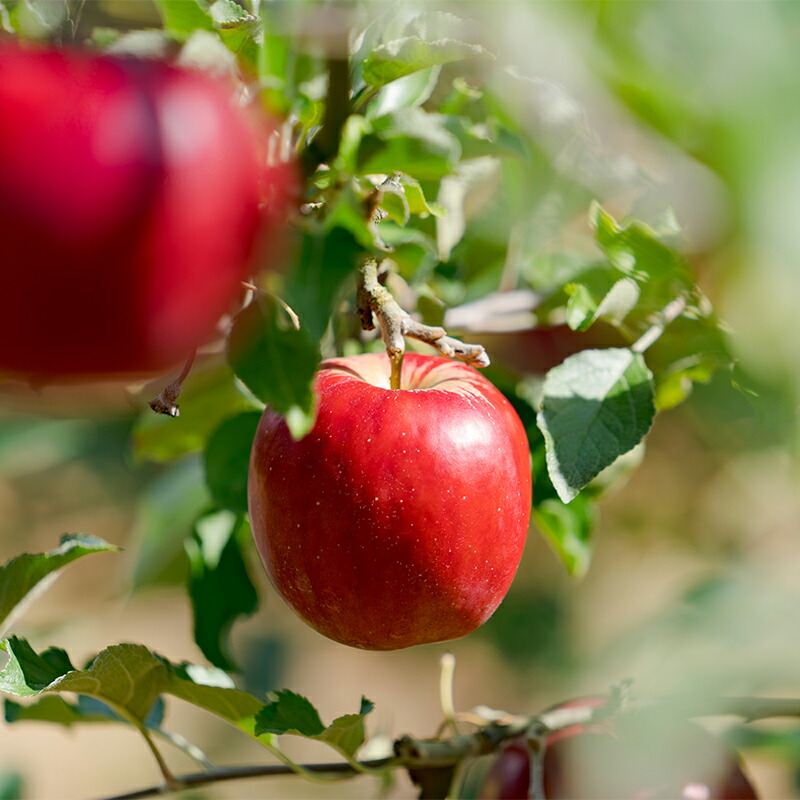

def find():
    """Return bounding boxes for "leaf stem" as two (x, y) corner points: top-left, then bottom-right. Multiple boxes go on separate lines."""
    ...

(138, 725), (180, 792)
(631, 295), (688, 354)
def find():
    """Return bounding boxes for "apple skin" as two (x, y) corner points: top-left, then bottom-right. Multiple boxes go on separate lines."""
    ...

(247, 352), (532, 650)
(479, 698), (759, 800)
(478, 737), (533, 799)
(0, 44), (282, 378)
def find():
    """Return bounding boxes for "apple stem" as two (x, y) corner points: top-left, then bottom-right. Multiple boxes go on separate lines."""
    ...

(390, 351), (403, 390)
(148, 349), (196, 417)
(356, 258), (491, 369)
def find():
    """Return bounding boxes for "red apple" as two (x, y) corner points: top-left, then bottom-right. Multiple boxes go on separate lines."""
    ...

(0, 43), (288, 378)
(247, 352), (532, 650)
(478, 737), (533, 799)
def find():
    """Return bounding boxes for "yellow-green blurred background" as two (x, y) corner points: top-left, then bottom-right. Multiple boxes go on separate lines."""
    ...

(2, 1), (800, 798)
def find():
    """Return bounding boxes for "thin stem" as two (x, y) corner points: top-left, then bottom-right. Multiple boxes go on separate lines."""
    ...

(261, 740), (359, 785)
(631, 294), (688, 354)
(439, 653), (460, 738)
(148, 350), (196, 417)
(241, 282), (301, 329)
(138, 726), (179, 791)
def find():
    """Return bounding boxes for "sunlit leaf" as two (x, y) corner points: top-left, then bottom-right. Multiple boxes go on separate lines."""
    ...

(0, 535), (117, 637)
(363, 37), (488, 88)
(367, 67), (441, 118)
(154, 0), (214, 37)
(255, 690), (375, 758)
(537, 348), (655, 503)
(0, 638), (263, 730)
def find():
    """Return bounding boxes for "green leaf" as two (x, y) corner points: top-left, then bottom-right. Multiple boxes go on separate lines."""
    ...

(204, 412), (262, 513)
(131, 457), (212, 589)
(563, 267), (639, 332)
(185, 512), (258, 671)
(0, 639), (167, 723)
(367, 66), (441, 118)
(0, 534), (118, 636)
(317, 698), (376, 758)
(132, 362), (262, 465)
(256, 689), (325, 736)
(51, 646), (168, 722)
(357, 109), (461, 180)
(209, 0), (253, 25)
(537, 348), (655, 503)
(378, 183), (411, 226)
(325, 186), (392, 253)
(400, 176), (443, 218)
(227, 296), (319, 437)
(211, 1), (260, 67)
(0, 638), (75, 696)
(5, 694), (165, 730)
(255, 691), (375, 758)
(591, 204), (692, 308)
(166, 662), (262, 725)
(533, 495), (597, 578)
(363, 37), (489, 89)
(1, 637), (263, 731)
(154, 0), (215, 37)
(285, 227), (362, 343)
(6, 695), (98, 727)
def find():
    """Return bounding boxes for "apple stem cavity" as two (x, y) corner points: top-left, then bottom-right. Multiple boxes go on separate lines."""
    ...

(356, 258), (491, 375)
(148, 349), (196, 417)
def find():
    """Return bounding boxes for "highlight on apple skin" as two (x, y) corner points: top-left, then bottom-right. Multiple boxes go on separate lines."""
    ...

(0, 43), (289, 379)
(247, 352), (533, 650)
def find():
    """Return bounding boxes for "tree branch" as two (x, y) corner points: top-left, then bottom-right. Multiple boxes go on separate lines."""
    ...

(357, 259), (490, 388)
(631, 294), (688, 354)
(93, 694), (800, 800)
(96, 760), (394, 800)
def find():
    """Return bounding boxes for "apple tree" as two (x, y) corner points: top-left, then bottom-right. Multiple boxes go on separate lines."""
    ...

(0, 1), (798, 798)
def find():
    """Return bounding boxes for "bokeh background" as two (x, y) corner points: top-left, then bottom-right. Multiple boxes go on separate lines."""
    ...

(2, 1), (800, 798)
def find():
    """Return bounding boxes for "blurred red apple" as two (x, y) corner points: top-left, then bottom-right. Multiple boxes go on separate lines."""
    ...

(478, 698), (759, 799)
(0, 43), (289, 379)
(478, 737), (533, 799)
(247, 352), (532, 650)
